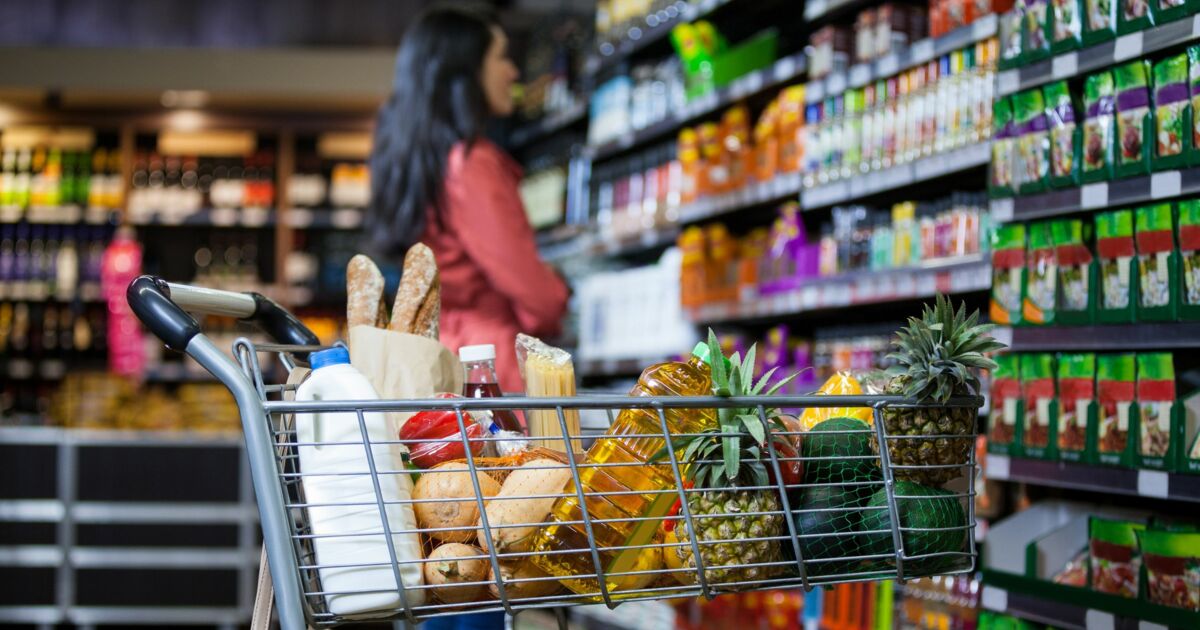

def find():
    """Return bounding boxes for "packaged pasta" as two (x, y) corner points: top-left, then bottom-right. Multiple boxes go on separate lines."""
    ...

(1083, 71), (1117, 182)
(1115, 61), (1153, 177)
(1153, 54), (1191, 169)
(516, 334), (582, 453)
(1045, 81), (1081, 187)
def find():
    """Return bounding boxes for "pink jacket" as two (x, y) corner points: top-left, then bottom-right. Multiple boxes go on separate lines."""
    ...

(421, 139), (569, 392)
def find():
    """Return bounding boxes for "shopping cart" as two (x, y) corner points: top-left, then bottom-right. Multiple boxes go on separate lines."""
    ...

(127, 275), (982, 629)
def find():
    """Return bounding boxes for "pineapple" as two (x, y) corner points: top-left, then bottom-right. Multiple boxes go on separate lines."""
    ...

(872, 295), (1005, 486)
(663, 331), (794, 587)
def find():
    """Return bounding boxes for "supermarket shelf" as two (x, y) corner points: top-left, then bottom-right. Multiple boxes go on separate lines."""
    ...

(586, 0), (733, 75)
(982, 569), (1200, 630)
(985, 454), (1200, 503)
(588, 52), (807, 162)
(0, 499), (255, 525)
(677, 171), (803, 223)
(687, 255), (991, 324)
(2, 358), (69, 381)
(806, 14), (998, 104)
(509, 101), (589, 149)
(0, 204), (119, 225)
(284, 207), (364, 230)
(802, 142), (991, 210)
(143, 362), (219, 383)
(996, 322), (1200, 351)
(997, 14), (1200, 97)
(127, 207), (277, 228)
(990, 166), (1200, 223)
(802, 0), (866, 21)
(577, 356), (671, 378)
(0, 425), (243, 447)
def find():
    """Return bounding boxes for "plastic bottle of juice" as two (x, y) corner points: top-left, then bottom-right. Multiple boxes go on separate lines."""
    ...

(530, 343), (717, 596)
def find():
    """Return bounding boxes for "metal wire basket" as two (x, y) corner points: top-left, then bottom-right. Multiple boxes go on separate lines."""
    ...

(126, 276), (982, 629)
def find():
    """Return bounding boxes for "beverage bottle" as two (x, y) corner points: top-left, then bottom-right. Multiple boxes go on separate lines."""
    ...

(459, 344), (522, 433)
(295, 346), (425, 615)
(100, 227), (143, 377)
(530, 342), (718, 596)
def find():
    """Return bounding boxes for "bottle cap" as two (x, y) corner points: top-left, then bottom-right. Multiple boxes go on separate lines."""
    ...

(310, 347), (350, 370)
(691, 341), (713, 365)
(459, 344), (496, 362)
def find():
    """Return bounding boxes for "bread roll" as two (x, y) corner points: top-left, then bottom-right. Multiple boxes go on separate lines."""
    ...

(346, 255), (385, 329)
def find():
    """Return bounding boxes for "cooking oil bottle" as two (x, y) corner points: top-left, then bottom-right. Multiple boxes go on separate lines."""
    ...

(530, 342), (717, 597)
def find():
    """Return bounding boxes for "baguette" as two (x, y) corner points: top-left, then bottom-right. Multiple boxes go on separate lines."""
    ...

(413, 276), (441, 339)
(389, 243), (439, 334)
(346, 255), (385, 329)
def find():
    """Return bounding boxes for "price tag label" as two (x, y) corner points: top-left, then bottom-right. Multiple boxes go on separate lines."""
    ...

(1081, 182), (1109, 209)
(787, 291), (803, 311)
(331, 209), (362, 229)
(998, 70), (1020, 95)
(848, 64), (871, 87)
(980, 586), (1008, 612)
(876, 54), (899, 77)
(973, 13), (999, 38)
(986, 454), (1011, 480)
(743, 70), (763, 94)
(826, 72), (847, 96)
(1194, 13), (1200, 36)
(211, 208), (237, 226)
(917, 273), (937, 295)
(807, 80), (825, 103)
(1085, 610), (1115, 630)
(1151, 170), (1182, 199)
(911, 39), (935, 64)
(991, 197), (1015, 222)
(1052, 52), (1078, 79)
(288, 208), (314, 228)
(1140, 622), (1169, 630)
(802, 286), (819, 309)
(936, 272), (953, 294)
(1113, 32), (1143, 62)
(774, 56), (798, 82)
(805, 0), (827, 20)
(1137, 470), (1170, 498)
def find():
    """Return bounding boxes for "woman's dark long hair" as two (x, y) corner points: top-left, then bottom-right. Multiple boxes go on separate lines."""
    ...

(367, 4), (498, 256)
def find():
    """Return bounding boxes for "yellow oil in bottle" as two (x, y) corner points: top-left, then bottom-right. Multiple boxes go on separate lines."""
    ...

(530, 343), (717, 597)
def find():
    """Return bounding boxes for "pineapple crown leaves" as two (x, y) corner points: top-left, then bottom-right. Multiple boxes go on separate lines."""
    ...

(886, 294), (1007, 403)
(653, 330), (800, 489)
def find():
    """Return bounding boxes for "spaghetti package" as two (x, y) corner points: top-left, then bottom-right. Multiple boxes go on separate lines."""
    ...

(516, 334), (583, 453)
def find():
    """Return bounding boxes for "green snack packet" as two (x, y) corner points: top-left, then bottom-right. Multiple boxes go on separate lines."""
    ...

(1152, 0), (1193, 25)
(992, 224), (1028, 325)
(992, 98), (1018, 197)
(1045, 81), (1082, 187)
(1016, 90), (1050, 194)
(1056, 353), (1096, 462)
(1083, 71), (1117, 182)
(1190, 46), (1200, 166)
(1089, 517), (1146, 598)
(1114, 61), (1153, 177)
(1135, 203), (1179, 320)
(1024, 222), (1057, 324)
(1095, 209), (1138, 323)
(1179, 200), (1200, 318)
(1153, 54), (1191, 169)
(1053, 219), (1096, 323)
(1096, 354), (1136, 466)
(1137, 529), (1200, 611)
(1083, 0), (1118, 43)
(1119, 0), (1154, 32)
(1052, 0), (1084, 52)
(990, 354), (1024, 455)
(1136, 352), (1177, 469)
(1024, 0), (1052, 61)
(1022, 353), (1058, 459)
(1001, 7), (1027, 69)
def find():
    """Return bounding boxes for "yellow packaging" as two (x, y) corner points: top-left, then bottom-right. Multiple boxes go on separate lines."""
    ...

(799, 371), (874, 429)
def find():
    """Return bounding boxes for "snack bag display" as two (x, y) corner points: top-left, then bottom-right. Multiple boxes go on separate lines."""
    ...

(1136, 352), (1177, 469)
(1022, 353), (1058, 459)
(1045, 81), (1081, 187)
(1118, 0), (1154, 32)
(1083, 71), (1117, 182)
(1051, 0), (1084, 52)
(992, 223), (1028, 325)
(1053, 219), (1096, 324)
(1115, 61), (1154, 177)
(1096, 209), (1138, 323)
(1056, 353), (1095, 462)
(1179, 199), (1200, 319)
(1000, 6), (1026, 69)
(1089, 517), (1146, 598)
(1153, 54), (1191, 170)
(1135, 202), (1179, 321)
(1137, 529), (1200, 611)
(991, 97), (1018, 197)
(1024, 221), (1058, 324)
(990, 354), (1024, 455)
(1152, 0), (1193, 24)
(1096, 353), (1137, 467)
(755, 99), (781, 181)
(1083, 0), (1118, 44)
(1023, 0), (1052, 62)
(1190, 46), (1200, 166)
(1016, 89), (1050, 194)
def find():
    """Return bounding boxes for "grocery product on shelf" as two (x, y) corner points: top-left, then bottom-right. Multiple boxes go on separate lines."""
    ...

(1089, 516), (1145, 598)
(0, 142), (123, 221)
(296, 346), (425, 615)
(1021, 352), (1057, 458)
(1045, 80), (1081, 188)
(992, 97), (1018, 196)
(1115, 61), (1154, 177)
(1181, 200), (1200, 316)
(1135, 202), (1179, 320)
(100, 227), (143, 378)
(1056, 353), (1096, 461)
(1136, 528), (1200, 611)
(1051, 0), (1084, 52)
(1135, 352), (1176, 467)
(990, 353), (1023, 454)
(1054, 218), (1097, 323)
(1096, 209), (1138, 322)
(1015, 89), (1050, 194)
(1119, 0), (1153, 34)
(126, 152), (277, 224)
(1083, 70), (1118, 182)
(1023, 221), (1057, 324)
(809, 26), (853, 80)
(1153, 54), (1192, 168)
(1097, 353), (1137, 466)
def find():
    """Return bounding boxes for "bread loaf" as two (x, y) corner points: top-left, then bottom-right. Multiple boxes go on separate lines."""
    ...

(390, 243), (439, 334)
(413, 276), (441, 339)
(346, 255), (385, 329)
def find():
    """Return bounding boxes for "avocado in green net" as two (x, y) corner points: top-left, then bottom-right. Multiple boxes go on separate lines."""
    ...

(791, 484), (869, 577)
(801, 417), (881, 504)
(860, 480), (967, 575)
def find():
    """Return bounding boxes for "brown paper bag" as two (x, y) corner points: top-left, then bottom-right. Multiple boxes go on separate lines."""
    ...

(347, 325), (462, 438)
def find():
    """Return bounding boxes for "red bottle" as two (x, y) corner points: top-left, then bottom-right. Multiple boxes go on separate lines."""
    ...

(459, 344), (522, 433)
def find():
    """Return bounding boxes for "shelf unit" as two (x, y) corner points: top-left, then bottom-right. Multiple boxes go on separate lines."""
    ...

(990, 165), (1200, 223)
(508, 102), (589, 150)
(0, 426), (257, 628)
(996, 322), (1200, 351)
(985, 454), (1200, 503)
(585, 0), (735, 76)
(981, 570), (1200, 630)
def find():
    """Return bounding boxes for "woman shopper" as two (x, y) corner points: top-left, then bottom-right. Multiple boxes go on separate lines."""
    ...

(368, 3), (569, 396)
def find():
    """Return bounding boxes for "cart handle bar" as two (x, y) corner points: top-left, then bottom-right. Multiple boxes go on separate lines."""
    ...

(127, 275), (319, 351)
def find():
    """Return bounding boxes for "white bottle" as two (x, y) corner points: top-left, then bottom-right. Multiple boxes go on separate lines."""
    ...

(296, 347), (424, 616)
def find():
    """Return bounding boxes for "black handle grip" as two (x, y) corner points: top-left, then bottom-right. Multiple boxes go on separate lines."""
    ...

(248, 292), (320, 347)
(127, 275), (202, 352)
